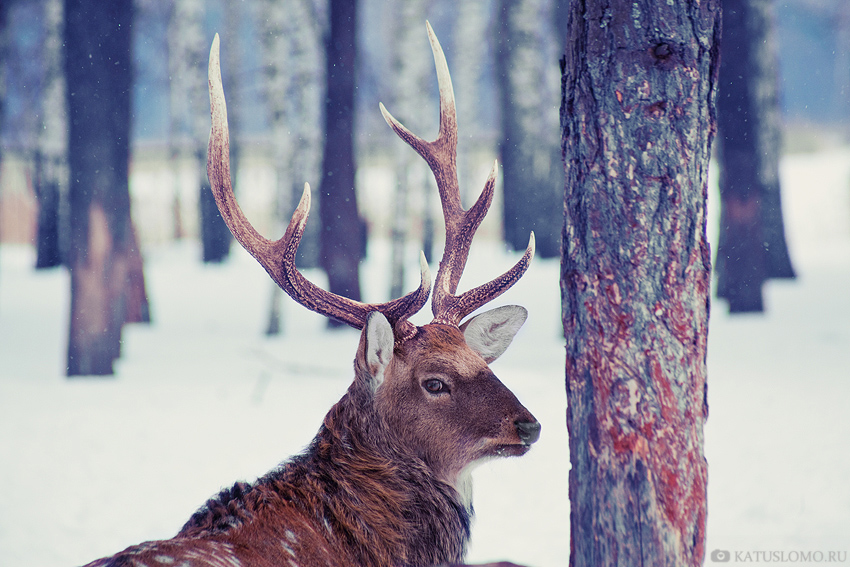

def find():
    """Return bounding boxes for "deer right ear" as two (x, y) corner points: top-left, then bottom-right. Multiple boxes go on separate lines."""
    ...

(364, 312), (394, 391)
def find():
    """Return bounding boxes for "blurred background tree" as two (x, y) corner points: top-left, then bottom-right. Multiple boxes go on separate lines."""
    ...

(1, 0), (850, 370)
(168, 0), (232, 263)
(496, 0), (562, 259)
(257, 0), (325, 335)
(64, 0), (149, 376)
(716, 0), (796, 313)
(34, 0), (66, 269)
(384, 0), (432, 301)
(319, 0), (364, 324)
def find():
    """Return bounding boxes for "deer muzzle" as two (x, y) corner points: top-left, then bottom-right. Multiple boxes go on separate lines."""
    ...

(515, 419), (541, 446)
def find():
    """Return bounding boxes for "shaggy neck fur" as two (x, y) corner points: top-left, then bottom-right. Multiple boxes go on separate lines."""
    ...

(179, 382), (472, 567)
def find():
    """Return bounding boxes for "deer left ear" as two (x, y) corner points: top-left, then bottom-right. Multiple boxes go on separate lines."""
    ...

(365, 312), (395, 391)
(460, 305), (527, 363)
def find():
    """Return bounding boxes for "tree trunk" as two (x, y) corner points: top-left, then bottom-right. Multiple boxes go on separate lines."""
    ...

(168, 0), (230, 263)
(35, 0), (67, 269)
(65, 0), (148, 376)
(283, 0), (324, 270)
(0, 1), (10, 270)
(259, 0), (294, 336)
(386, 0), (431, 300)
(454, 0), (489, 204)
(320, 0), (363, 321)
(496, 0), (563, 259)
(198, 170), (231, 263)
(560, 1), (719, 565)
(258, 0), (325, 335)
(716, 0), (795, 313)
(166, 0), (199, 241)
(33, 152), (63, 268)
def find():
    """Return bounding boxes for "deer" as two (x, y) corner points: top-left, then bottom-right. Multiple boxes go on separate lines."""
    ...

(83, 22), (538, 567)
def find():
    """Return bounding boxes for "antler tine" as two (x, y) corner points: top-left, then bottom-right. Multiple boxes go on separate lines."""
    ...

(438, 233), (535, 325)
(380, 23), (534, 326)
(207, 34), (273, 264)
(208, 34), (431, 332)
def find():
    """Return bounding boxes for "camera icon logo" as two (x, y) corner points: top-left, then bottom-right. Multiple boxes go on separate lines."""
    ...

(711, 549), (731, 562)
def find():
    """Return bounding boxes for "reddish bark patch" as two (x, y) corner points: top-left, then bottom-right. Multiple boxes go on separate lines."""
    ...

(562, 0), (717, 562)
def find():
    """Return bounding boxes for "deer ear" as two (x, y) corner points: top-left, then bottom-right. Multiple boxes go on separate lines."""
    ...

(365, 312), (395, 390)
(460, 305), (527, 363)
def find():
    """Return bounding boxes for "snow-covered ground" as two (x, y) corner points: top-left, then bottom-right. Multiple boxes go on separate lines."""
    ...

(1, 148), (849, 566)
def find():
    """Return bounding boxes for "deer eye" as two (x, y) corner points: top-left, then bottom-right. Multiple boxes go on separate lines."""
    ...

(423, 379), (449, 395)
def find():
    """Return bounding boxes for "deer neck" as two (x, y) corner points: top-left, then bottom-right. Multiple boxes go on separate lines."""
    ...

(302, 389), (472, 565)
(179, 394), (472, 566)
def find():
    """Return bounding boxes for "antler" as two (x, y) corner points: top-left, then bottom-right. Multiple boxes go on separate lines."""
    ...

(380, 22), (535, 327)
(207, 34), (430, 335)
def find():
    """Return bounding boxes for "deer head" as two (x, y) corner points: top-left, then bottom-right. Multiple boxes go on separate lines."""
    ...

(207, 22), (539, 492)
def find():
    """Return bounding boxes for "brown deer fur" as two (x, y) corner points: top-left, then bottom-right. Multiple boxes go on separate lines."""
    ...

(84, 315), (538, 567)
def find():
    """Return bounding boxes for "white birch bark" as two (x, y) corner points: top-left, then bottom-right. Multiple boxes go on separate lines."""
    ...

(256, 0), (326, 333)
(453, 0), (490, 203)
(35, 0), (68, 266)
(504, 0), (560, 175)
(258, 0), (325, 219)
(497, 0), (562, 258)
(167, 0), (206, 238)
(38, 0), (67, 172)
(386, 0), (432, 300)
(0, 4), (10, 263)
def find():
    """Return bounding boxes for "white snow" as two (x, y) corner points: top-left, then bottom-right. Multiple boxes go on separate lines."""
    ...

(1, 148), (849, 566)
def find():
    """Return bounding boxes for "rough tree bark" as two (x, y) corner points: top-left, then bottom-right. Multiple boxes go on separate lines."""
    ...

(561, 1), (719, 565)
(496, 0), (563, 259)
(65, 0), (149, 376)
(716, 0), (795, 313)
(320, 0), (364, 319)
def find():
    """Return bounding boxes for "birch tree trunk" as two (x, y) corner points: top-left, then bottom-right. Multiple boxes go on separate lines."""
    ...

(386, 0), (431, 300)
(716, 0), (795, 313)
(496, 0), (562, 258)
(65, 0), (149, 376)
(258, 0), (325, 335)
(168, 0), (202, 241)
(169, 0), (230, 262)
(453, 0), (489, 205)
(0, 2), (10, 266)
(165, 0), (183, 239)
(561, 0), (719, 564)
(35, 0), (67, 269)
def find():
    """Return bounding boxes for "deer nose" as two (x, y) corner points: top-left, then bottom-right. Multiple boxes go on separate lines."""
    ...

(515, 419), (541, 445)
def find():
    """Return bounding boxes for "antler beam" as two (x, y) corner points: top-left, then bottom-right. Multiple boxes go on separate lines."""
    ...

(207, 34), (430, 332)
(380, 22), (535, 326)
